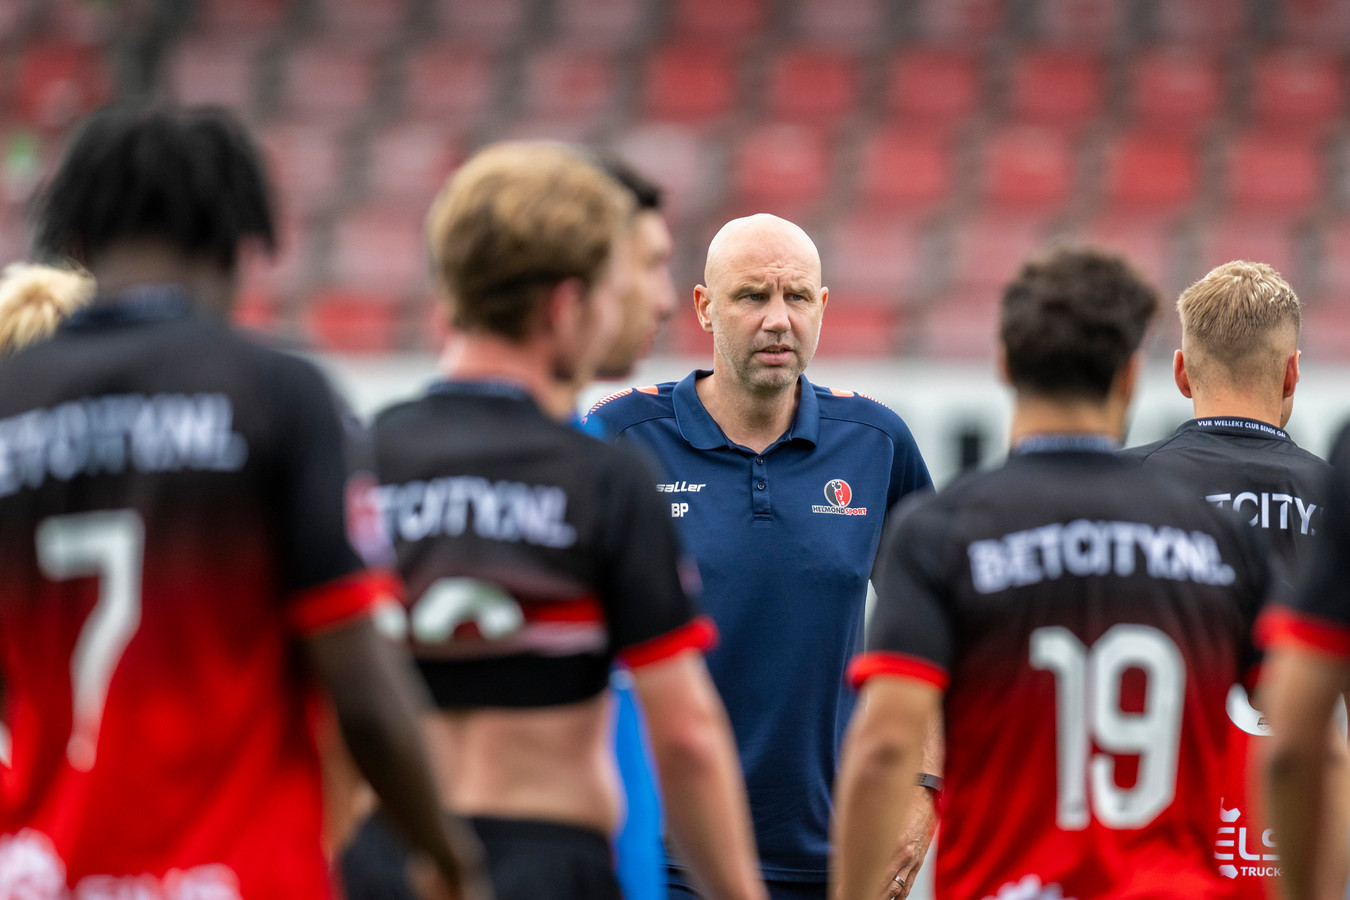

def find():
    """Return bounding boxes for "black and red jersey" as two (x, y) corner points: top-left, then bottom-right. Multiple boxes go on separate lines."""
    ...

(0, 288), (391, 897)
(1125, 417), (1331, 896)
(370, 380), (713, 709)
(853, 444), (1271, 900)
(1261, 423), (1350, 657)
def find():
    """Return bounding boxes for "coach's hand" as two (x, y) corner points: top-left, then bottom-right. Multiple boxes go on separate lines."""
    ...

(880, 784), (938, 900)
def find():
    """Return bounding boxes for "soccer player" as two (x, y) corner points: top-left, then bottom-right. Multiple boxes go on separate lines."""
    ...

(0, 105), (485, 900)
(348, 142), (765, 900)
(1261, 428), (1350, 900)
(590, 154), (679, 900)
(1122, 260), (1347, 899)
(833, 247), (1273, 900)
(0, 262), (94, 356)
(587, 213), (936, 900)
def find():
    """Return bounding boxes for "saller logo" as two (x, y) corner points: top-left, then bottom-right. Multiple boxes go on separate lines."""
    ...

(812, 478), (867, 516)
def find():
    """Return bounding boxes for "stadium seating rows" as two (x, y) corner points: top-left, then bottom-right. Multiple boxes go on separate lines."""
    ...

(2, 0), (1350, 357)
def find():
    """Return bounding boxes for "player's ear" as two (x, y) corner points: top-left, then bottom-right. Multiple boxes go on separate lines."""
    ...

(545, 277), (587, 340)
(1173, 349), (1193, 399)
(694, 284), (714, 334)
(1283, 349), (1301, 399)
(995, 345), (1011, 386)
(819, 285), (829, 312)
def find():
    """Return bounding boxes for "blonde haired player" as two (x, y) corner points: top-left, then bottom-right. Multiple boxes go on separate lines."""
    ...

(0, 261), (93, 355)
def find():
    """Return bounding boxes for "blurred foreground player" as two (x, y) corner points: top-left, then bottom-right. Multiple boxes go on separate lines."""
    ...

(591, 154), (679, 900)
(1123, 260), (1347, 899)
(833, 248), (1273, 900)
(0, 105), (485, 900)
(348, 142), (765, 900)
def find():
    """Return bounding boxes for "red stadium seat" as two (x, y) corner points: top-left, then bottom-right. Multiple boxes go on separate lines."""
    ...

(1152, 0), (1250, 44)
(730, 122), (833, 216)
(793, 0), (888, 44)
(14, 42), (111, 130)
(1126, 47), (1225, 134)
(814, 301), (903, 358)
(885, 49), (984, 133)
(1031, 0), (1131, 45)
(165, 37), (261, 110)
(944, 214), (1052, 291)
(1278, 0), (1350, 45)
(552, 0), (649, 48)
(979, 126), (1076, 214)
(641, 44), (738, 124)
(193, 0), (289, 35)
(519, 48), (619, 123)
(1075, 213), (1177, 294)
(1099, 130), (1201, 215)
(766, 50), (862, 123)
(1192, 220), (1302, 289)
(403, 44), (499, 122)
(855, 127), (955, 217)
(363, 123), (463, 206)
(304, 289), (405, 354)
(258, 122), (350, 217)
(431, 0), (529, 47)
(328, 204), (430, 295)
(1314, 217), (1350, 301)
(824, 215), (927, 298)
(609, 124), (718, 226)
(1249, 48), (1345, 136)
(277, 41), (381, 121)
(913, 0), (1007, 43)
(1221, 133), (1323, 219)
(919, 289), (1001, 359)
(312, 0), (411, 37)
(668, 0), (769, 41)
(1007, 48), (1106, 130)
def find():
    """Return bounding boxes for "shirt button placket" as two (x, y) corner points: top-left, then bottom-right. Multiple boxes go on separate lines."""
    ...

(752, 455), (771, 518)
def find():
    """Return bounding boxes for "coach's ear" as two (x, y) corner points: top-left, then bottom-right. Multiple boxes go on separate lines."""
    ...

(694, 284), (714, 334)
(1173, 349), (1194, 399)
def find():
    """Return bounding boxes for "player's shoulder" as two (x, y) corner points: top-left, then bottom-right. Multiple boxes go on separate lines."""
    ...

(1118, 433), (1180, 463)
(585, 382), (676, 428)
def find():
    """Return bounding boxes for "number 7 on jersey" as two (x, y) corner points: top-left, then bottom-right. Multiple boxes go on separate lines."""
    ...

(33, 510), (145, 772)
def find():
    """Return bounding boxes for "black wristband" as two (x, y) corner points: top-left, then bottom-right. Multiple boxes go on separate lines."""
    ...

(917, 773), (944, 794)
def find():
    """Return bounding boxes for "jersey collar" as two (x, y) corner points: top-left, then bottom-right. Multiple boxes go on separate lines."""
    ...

(1181, 416), (1290, 442)
(1012, 432), (1120, 455)
(61, 284), (194, 330)
(672, 370), (820, 451)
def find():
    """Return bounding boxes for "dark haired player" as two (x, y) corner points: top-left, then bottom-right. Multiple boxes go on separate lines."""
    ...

(0, 105), (485, 899)
(833, 248), (1273, 900)
(1122, 260), (1347, 899)
(346, 142), (765, 900)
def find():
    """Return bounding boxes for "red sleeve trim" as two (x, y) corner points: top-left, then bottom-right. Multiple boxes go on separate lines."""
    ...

(847, 652), (950, 691)
(288, 570), (403, 635)
(619, 616), (718, 670)
(1256, 605), (1350, 659)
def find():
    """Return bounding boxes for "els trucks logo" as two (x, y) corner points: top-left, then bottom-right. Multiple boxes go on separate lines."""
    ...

(812, 479), (867, 516)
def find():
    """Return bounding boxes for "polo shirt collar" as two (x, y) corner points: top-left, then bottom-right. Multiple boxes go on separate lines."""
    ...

(671, 369), (820, 450)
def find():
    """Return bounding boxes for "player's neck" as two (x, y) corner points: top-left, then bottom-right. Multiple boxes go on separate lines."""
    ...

(441, 334), (578, 421)
(1008, 394), (1123, 449)
(87, 241), (234, 319)
(696, 371), (799, 454)
(1189, 393), (1284, 429)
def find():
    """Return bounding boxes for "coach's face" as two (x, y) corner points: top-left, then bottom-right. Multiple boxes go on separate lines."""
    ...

(695, 214), (827, 397)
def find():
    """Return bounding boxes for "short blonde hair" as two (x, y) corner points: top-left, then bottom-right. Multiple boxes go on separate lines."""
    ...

(1177, 260), (1301, 390)
(425, 141), (632, 340)
(0, 262), (94, 356)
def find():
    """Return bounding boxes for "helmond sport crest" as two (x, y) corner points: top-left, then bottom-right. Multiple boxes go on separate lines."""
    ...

(812, 479), (867, 516)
